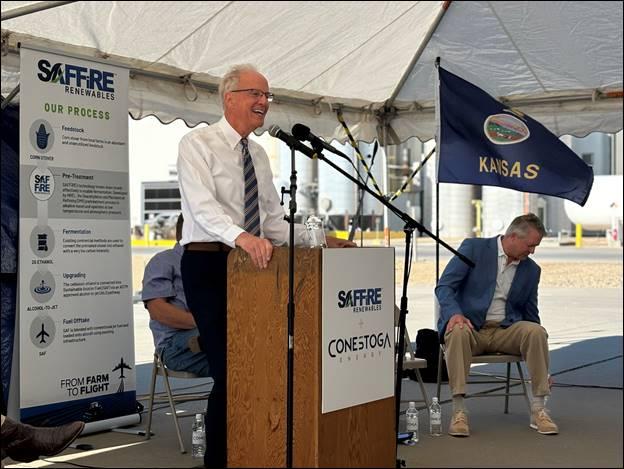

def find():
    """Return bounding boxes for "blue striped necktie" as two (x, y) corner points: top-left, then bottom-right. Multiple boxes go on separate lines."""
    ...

(241, 138), (261, 236)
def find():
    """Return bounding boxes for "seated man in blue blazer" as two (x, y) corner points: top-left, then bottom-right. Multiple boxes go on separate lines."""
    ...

(435, 213), (557, 437)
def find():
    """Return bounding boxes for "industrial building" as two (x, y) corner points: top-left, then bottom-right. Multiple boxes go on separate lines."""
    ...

(139, 131), (623, 243)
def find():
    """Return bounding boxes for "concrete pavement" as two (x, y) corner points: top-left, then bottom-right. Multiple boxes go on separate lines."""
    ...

(4, 282), (621, 468)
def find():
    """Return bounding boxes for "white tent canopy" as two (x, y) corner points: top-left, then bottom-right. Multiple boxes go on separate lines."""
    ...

(2, 1), (622, 142)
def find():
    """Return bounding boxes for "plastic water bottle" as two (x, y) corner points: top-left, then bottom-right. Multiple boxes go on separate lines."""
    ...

(429, 397), (442, 436)
(405, 401), (419, 445)
(191, 413), (206, 458)
(304, 215), (327, 248)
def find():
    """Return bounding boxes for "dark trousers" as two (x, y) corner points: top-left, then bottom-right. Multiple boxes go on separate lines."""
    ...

(181, 250), (229, 468)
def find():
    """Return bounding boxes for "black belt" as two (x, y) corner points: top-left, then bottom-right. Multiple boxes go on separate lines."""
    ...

(184, 242), (232, 253)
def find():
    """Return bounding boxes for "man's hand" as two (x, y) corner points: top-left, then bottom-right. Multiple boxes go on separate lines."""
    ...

(326, 235), (356, 248)
(446, 313), (474, 333)
(235, 232), (273, 269)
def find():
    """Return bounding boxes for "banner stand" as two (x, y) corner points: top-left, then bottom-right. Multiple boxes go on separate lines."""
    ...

(17, 45), (136, 429)
(82, 413), (141, 436)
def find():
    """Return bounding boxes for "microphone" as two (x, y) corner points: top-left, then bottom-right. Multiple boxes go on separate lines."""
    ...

(268, 125), (318, 159)
(291, 123), (349, 160)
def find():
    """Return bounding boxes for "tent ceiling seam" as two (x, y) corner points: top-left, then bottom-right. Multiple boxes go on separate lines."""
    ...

(487, 1), (547, 93)
(142, 1), (234, 72)
(386, 0), (451, 108)
(299, 2), (421, 91)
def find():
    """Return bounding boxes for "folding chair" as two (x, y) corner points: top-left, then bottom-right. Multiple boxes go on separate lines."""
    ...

(395, 306), (430, 408)
(436, 345), (532, 414)
(145, 352), (210, 453)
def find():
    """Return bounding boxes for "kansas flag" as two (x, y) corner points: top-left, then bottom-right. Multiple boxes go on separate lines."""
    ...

(437, 66), (593, 206)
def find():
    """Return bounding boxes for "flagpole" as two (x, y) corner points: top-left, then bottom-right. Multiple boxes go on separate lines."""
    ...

(434, 57), (441, 284)
(436, 182), (440, 282)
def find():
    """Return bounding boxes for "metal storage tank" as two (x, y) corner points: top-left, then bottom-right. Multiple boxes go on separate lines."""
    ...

(432, 183), (475, 239)
(482, 187), (538, 237)
(273, 139), (316, 216)
(428, 151), (475, 239)
(318, 141), (357, 222)
(564, 175), (623, 230)
(423, 140), (436, 232)
(359, 141), (384, 218)
(273, 137), (384, 227)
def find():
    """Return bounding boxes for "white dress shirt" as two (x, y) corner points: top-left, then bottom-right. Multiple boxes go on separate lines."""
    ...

(177, 117), (307, 247)
(485, 236), (520, 322)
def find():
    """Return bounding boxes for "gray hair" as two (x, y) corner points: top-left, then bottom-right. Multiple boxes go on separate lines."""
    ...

(218, 64), (259, 105)
(505, 213), (546, 238)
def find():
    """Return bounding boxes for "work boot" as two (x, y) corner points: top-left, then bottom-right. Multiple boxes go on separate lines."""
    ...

(1, 417), (85, 462)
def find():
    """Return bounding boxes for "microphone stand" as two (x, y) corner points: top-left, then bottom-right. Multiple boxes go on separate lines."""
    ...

(305, 144), (474, 466)
(279, 146), (297, 468)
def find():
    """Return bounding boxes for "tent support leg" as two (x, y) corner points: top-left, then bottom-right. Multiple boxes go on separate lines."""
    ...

(1, 84), (20, 111)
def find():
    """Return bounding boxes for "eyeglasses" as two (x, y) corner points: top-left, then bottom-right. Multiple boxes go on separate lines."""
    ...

(230, 88), (274, 102)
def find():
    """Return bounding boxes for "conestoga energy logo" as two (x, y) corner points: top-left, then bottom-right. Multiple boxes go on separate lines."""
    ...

(37, 59), (116, 101)
(327, 332), (392, 358)
(337, 287), (382, 312)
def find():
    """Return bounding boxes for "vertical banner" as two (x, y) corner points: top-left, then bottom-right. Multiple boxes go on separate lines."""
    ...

(321, 248), (395, 414)
(19, 47), (135, 425)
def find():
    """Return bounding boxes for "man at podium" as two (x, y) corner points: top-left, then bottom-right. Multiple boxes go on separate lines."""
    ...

(177, 64), (354, 467)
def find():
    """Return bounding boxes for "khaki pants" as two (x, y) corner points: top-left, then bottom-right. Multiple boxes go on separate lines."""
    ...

(444, 320), (550, 397)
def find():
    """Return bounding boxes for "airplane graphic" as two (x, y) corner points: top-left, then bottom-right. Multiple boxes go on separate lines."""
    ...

(36, 324), (50, 344)
(112, 357), (132, 379)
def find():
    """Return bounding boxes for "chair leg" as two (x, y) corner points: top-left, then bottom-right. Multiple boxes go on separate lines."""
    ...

(516, 362), (532, 415)
(162, 367), (186, 454)
(504, 362), (511, 414)
(414, 369), (430, 408)
(436, 346), (443, 400)
(145, 357), (159, 441)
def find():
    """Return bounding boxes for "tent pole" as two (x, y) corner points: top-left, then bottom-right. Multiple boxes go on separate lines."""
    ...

(1, 1), (76, 21)
(0, 84), (19, 110)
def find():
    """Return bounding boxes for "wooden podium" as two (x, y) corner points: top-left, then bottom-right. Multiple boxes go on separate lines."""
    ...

(227, 247), (395, 468)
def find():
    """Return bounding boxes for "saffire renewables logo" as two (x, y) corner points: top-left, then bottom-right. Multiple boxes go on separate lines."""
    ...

(29, 167), (55, 201)
(337, 287), (383, 313)
(37, 59), (116, 101)
(330, 286), (390, 362)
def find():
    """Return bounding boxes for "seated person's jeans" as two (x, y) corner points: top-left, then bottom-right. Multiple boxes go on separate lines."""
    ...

(157, 329), (210, 377)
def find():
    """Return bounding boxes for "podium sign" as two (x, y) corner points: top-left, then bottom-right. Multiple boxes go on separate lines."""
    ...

(228, 247), (395, 467)
(321, 248), (395, 413)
